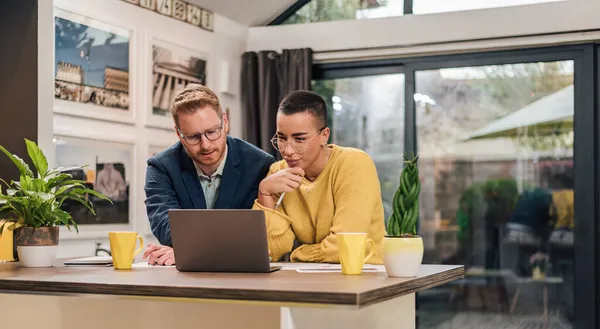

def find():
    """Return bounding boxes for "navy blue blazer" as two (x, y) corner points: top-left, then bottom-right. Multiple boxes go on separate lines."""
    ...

(144, 136), (275, 246)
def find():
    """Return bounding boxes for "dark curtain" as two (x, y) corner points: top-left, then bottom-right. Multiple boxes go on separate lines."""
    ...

(241, 48), (313, 157)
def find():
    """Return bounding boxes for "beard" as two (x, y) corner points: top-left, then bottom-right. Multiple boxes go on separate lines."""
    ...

(191, 144), (225, 167)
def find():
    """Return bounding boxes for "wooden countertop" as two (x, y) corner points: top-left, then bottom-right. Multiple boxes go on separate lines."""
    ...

(0, 261), (463, 307)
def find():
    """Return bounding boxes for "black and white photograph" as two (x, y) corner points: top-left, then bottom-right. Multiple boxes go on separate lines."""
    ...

(152, 41), (207, 116)
(54, 9), (130, 110)
(54, 136), (132, 226)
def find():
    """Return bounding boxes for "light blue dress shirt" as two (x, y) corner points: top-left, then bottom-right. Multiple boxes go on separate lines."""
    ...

(194, 146), (228, 209)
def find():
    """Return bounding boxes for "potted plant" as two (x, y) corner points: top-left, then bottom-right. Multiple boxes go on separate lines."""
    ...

(0, 139), (110, 267)
(383, 153), (424, 277)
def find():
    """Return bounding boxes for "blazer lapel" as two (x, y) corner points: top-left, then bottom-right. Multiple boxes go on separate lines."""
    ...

(214, 137), (241, 209)
(180, 149), (206, 209)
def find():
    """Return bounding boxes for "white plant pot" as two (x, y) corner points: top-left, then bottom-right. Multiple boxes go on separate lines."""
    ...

(382, 236), (424, 277)
(14, 226), (60, 268)
(17, 246), (58, 267)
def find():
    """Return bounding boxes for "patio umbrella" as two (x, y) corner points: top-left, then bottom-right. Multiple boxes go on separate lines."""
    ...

(458, 85), (574, 193)
(462, 85), (573, 141)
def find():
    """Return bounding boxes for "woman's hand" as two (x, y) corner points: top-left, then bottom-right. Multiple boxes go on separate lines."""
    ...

(257, 167), (305, 208)
(259, 167), (305, 195)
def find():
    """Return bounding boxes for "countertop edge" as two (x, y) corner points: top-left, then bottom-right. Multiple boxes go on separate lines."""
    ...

(0, 265), (465, 307)
(0, 280), (359, 306)
(358, 266), (465, 307)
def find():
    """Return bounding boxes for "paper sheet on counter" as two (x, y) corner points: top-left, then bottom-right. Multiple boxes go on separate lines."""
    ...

(275, 262), (386, 273)
(129, 262), (385, 272)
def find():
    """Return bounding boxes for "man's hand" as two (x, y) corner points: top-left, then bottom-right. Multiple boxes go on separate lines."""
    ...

(259, 167), (305, 195)
(143, 244), (175, 266)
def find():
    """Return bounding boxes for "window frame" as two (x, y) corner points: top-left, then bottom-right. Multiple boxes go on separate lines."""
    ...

(268, 0), (414, 25)
(268, 0), (313, 25)
(312, 43), (600, 329)
(269, 0), (568, 25)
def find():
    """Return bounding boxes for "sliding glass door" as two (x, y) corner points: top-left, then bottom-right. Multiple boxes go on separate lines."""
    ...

(416, 60), (576, 329)
(312, 44), (598, 329)
(312, 73), (405, 220)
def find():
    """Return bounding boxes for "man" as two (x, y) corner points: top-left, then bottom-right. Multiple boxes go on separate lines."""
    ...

(143, 84), (275, 265)
(253, 90), (386, 264)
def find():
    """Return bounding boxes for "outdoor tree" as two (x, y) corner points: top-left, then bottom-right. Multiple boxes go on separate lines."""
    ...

(416, 61), (574, 152)
(282, 0), (368, 24)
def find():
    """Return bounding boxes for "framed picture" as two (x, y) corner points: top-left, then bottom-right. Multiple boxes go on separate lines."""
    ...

(53, 135), (136, 239)
(53, 8), (135, 124)
(148, 143), (172, 158)
(146, 38), (208, 129)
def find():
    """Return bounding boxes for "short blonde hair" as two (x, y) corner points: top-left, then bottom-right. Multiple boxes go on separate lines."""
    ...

(170, 83), (221, 126)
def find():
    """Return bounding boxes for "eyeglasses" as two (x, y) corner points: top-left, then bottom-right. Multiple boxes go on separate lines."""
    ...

(178, 121), (223, 145)
(271, 128), (325, 154)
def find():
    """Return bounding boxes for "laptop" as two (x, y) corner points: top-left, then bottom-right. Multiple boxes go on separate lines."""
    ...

(168, 209), (281, 273)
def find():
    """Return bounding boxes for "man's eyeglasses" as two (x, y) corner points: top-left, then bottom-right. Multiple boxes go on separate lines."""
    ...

(178, 121), (223, 145)
(271, 128), (325, 154)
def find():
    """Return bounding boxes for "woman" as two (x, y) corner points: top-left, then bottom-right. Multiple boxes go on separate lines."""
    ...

(253, 90), (386, 264)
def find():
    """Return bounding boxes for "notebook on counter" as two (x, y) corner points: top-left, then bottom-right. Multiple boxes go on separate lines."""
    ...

(64, 256), (113, 266)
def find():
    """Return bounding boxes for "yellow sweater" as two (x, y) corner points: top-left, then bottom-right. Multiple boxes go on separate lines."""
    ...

(252, 145), (385, 264)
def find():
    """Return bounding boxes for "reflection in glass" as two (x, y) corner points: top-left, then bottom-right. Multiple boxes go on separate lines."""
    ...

(415, 61), (574, 328)
(312, 74), (404, 220)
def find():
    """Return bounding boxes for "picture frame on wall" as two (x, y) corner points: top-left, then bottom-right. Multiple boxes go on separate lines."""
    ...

(53, 134), (136, 239)
(145, 37), (208, 130)
(53, 8), (136, 124)
(148, 143), (173, 158)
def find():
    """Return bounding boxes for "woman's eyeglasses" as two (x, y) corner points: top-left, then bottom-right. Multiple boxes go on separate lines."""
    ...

(270, 128), (325, 154)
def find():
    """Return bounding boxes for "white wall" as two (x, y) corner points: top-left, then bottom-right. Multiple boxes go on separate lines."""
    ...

(247, 0), (600, 60)
(41, 0), (248, 259)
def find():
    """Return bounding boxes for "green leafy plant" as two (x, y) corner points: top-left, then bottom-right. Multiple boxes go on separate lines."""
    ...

(387, 153), (421, 237)
(0, 139), (111, 233)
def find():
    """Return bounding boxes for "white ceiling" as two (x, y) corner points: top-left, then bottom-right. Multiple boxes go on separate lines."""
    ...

(186, 0), (298, 26)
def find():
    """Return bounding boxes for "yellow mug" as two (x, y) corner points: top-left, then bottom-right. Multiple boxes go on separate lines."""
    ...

(0, 221), (15, 261)
(108, 231), (143, 270)
(337, 232), (375, 275)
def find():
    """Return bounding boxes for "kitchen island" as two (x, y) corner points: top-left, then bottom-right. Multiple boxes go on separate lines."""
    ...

(0, 261), (463, 329)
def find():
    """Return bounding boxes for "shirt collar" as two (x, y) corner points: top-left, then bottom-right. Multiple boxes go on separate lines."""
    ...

(194, 145), (228, 179)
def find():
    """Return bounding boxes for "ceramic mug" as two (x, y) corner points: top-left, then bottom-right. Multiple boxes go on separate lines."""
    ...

(337, 232), (374, 275)
(108, 231), (143, 270)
